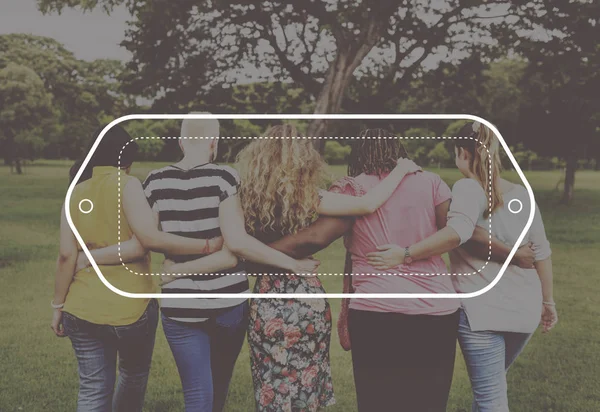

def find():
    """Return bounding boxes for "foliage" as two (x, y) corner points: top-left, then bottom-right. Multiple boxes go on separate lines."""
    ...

(0, 34), (133, 161)
(38, 0), (580, 138)
(427, 142), (453, 169)
(324, 141), (351, 165)
(0, 63), (57, 172)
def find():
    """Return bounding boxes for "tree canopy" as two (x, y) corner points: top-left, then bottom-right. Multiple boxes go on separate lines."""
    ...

(0, 34), (133, 164)
(0, 63), (56, 173)
(38, 0), (593, 142)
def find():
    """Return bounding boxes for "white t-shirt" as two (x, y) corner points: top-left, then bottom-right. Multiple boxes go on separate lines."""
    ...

(447, 178), (551, 333)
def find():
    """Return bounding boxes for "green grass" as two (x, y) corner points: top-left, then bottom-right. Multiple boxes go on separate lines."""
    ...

(1, 161), (599, 411)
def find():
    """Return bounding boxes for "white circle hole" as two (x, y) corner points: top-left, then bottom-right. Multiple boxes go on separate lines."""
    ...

(508, 199), (523, 214)
(78, 199), (94, 214)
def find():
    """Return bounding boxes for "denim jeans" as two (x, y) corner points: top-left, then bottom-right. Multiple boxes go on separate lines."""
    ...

(63, 299), (159, 412)
(161, 302), (248, 412)
(458, 309), (533, 412)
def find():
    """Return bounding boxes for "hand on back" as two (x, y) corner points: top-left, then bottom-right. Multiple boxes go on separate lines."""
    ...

(395, 158), (421, 175)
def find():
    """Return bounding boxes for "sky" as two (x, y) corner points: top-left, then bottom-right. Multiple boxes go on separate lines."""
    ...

(0, 0), (131, 61)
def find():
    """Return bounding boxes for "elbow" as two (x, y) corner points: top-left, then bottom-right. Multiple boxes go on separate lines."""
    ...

(310, 232), (335, 250)
(133, 244), (148, 259)
(136, 231), (161, 252)
(362, 201), (378, 215)
(58, 251), (76, 263)
(224, 253), (240, 269)
(224, 237), (245, 257)
(446, 226), (463, 248)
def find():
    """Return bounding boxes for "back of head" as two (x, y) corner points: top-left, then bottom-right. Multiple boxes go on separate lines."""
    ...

(236, 124), (326, 236)
(70, 124), (137, 184)
(455, 121), (502, 217)
(348, 128), (409, 177)
(180, 113), (220, 152)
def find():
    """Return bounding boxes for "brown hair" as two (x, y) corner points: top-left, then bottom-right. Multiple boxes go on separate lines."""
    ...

(455, 122), (503, 218)
(348, 128), (409, 178)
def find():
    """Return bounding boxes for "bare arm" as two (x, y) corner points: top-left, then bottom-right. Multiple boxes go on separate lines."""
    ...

(220, 195), (318, 274)
(243, 215), (352, 275)
(76, 235), (225, 271)
(408, 199), (460, 260)
(75, 236), (146, 271)
(535, 257), (557, 332)
(366, 200), (456, 270)
(123, 178), (214, 255)
(164, 247), (239, 275)
(318, 159), (420, 216)
(535, 258), (554, 303)
(267, 216), (353, 259)
(463, 226), (536, 269)
(51, 204), (78, 337)
(164, 206), (352, 275)
(53, 204), (78, 305)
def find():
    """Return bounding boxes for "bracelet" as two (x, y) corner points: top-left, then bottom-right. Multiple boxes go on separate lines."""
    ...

(542, 301), (556, 306)
(51, 300), (64, 309)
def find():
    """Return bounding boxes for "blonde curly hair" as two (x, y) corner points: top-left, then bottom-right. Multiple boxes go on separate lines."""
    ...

(236, 124), (327, 236)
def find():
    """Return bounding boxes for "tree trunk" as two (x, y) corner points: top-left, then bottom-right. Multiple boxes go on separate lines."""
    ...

(14, 158), (23, 174)
(307, 24), (382, 153)
(561, 152), (577, 204)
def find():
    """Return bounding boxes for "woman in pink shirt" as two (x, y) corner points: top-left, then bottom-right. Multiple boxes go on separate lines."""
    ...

(330, 128), (461, 412)
(367, 122), (558, 412)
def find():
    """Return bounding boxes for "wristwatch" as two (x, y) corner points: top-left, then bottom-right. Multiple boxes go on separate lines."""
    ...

(404, 247), (413, 264)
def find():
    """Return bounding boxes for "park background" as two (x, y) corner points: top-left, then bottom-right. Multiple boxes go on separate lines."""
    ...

(1, 1), (599, 411)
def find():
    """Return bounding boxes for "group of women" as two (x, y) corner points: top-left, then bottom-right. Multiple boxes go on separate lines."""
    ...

(51, 118), (557, 412)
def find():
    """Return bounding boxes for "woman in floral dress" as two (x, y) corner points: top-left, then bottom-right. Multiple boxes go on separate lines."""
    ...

(236, 124), (420, 411)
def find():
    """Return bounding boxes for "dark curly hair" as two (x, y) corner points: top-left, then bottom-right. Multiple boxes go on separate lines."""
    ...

(348, 128), (409, 178)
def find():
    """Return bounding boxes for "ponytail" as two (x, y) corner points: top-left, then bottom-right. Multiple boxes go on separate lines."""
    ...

(456, 122), (503, 218)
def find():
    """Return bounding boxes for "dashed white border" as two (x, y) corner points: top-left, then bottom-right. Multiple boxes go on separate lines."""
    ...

(65, 114), (536, 299)
(117, 136), (492, 277)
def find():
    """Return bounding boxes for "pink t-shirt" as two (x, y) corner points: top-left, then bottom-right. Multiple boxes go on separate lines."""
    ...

(331, 171), (460, 315)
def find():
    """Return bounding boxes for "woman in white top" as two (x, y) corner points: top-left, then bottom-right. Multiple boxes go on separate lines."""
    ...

(366, 122), (558, 412)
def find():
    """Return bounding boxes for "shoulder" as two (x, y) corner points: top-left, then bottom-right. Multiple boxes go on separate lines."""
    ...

(216, 164), (240, 179)
(505, 184), (533, 207)
(123, 175), (143, 191)
(328, 175), (366, 196)
(207, 164), (240, 185)
(142, 165), (174, 188)
(452, 178), (484, 193)
(452, 178), (487, 206)
(416, 170), (446, 185)
(144, 165), (174, 181)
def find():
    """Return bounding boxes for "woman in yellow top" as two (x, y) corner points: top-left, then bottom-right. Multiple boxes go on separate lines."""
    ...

(50, 125), (221, 412)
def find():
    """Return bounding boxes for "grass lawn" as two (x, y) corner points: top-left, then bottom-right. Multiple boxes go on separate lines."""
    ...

(1, 160), (599, 411)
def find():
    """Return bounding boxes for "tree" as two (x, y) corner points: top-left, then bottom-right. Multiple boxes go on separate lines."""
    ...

(427, 142), (452, 169)
(39, 0), (570, 150)
(512, 0), (599, 204)
(0, 64), (56, 173)
(0, 34), (133, 160)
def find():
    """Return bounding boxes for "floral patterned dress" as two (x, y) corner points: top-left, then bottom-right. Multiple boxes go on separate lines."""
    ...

(247, 231), (335, 412)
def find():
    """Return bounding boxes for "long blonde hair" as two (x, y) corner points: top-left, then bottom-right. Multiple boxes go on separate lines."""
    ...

(456, 122), (503, 218)
(236, 124), (327, 235)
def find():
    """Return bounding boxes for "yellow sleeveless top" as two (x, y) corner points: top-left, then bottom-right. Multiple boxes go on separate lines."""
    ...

(63, 166), (157, 325)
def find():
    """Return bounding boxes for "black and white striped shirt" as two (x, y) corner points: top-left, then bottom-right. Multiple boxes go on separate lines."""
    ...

(142, 163), (249, 322)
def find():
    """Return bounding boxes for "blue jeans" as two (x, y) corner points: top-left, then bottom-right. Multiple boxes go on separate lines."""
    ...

(458, 309), (533, 412)
(161, 302), (248, 412)
(63, 299), (159, 412)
